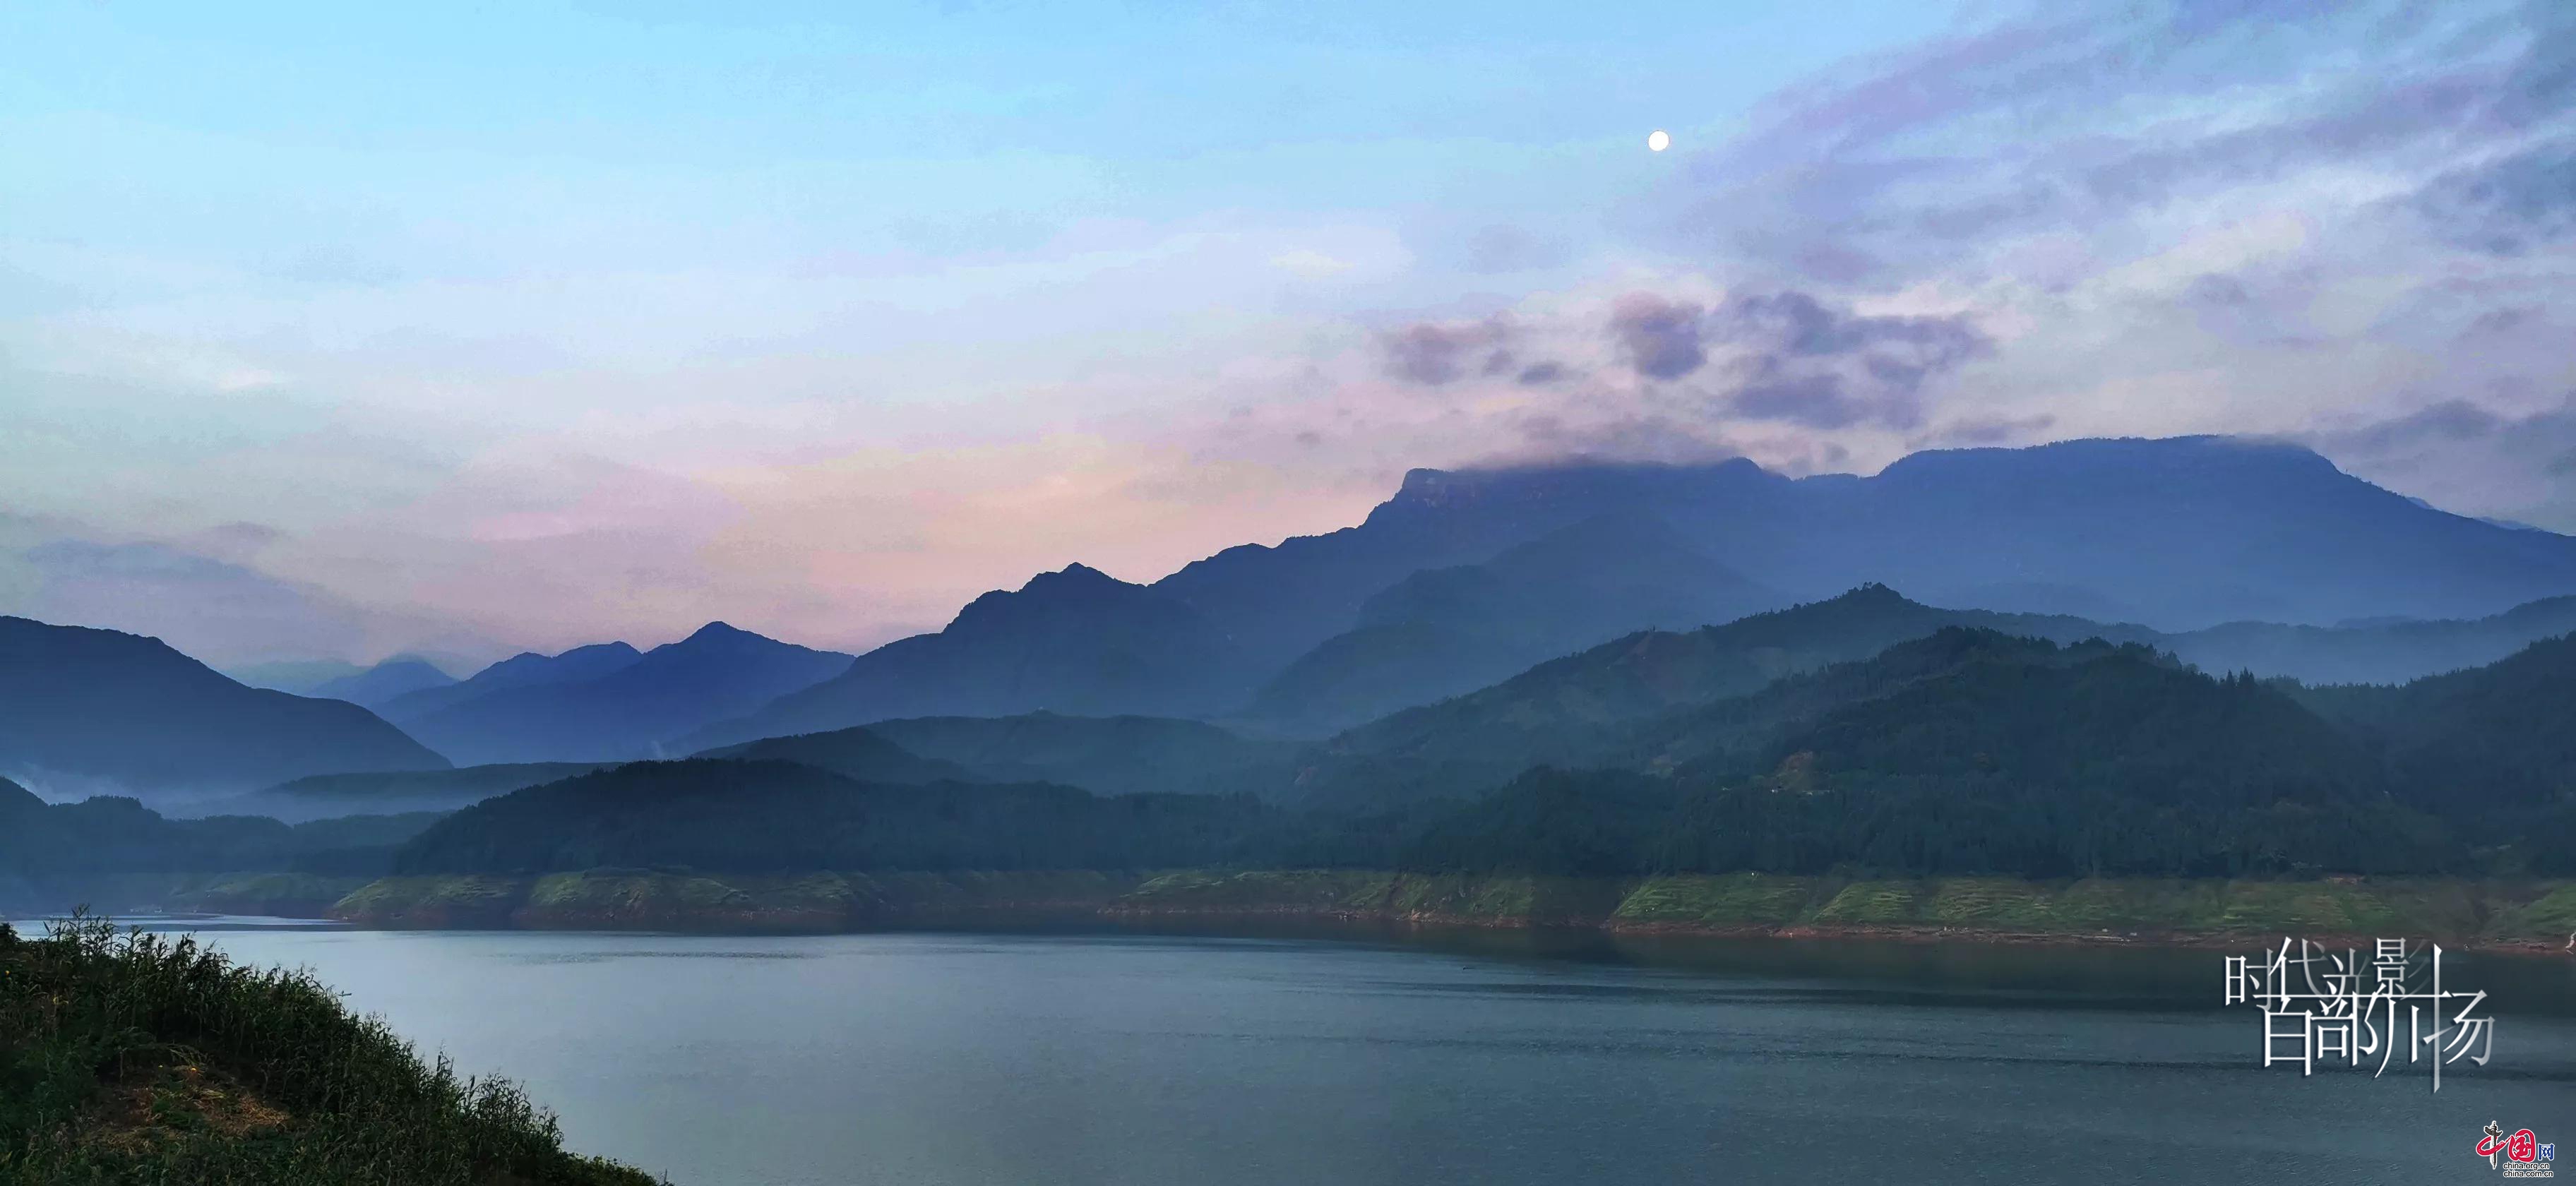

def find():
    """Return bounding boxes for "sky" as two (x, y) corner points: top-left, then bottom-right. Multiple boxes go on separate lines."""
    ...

(3, 0), (2572, 671)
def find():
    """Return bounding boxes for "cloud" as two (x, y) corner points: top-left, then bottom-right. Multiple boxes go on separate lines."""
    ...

(2415, 143), (2576, 256)
(1659, 0), (2575, 289)
(1575, 288), (1993, 429)
(1269, 248), (1356, 278)
(1514, 360), (1568, 385)
(1380, 316), (1515, 385)
(11, 0), (2576, 666)
(4, 538), (372, 666)
(1607, 294), (1707, 379)
(2306, 395), (2576, 532)
(1708, 291), (1989, 429)
(2325, 399), (2507, 454)
(1918, 413), (2058, 447)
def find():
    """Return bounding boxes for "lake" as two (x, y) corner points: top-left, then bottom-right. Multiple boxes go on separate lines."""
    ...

(28, 918), (2576, 1185)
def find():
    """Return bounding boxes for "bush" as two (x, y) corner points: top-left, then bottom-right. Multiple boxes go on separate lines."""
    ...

(0, 912), (660, 1185)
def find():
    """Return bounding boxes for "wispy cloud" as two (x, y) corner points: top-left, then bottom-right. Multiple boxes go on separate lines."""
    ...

(4, 0), (2572, 663)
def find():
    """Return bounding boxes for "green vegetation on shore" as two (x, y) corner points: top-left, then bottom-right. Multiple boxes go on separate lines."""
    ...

(316, 868), (2576, 950)
(0, 916), (658, 1185)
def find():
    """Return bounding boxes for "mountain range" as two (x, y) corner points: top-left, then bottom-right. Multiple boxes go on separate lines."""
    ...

(679, 565), (1250, 750)
(222, 762), (612, 823)
(688, 436), (2576, 748)
(1287, 584), (2576, 810)
(308, 657), (457, 711)
(0, 616), (448, 796)
(705, 712), (1304, 798)
(387, 614), (2576, 883)
(12, 573), (2576, 895)
(383, 623), (852, 765)
(11, 435), (2576, 794)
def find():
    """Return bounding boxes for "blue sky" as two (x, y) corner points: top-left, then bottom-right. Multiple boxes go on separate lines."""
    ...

(4, 0), (2572, 667)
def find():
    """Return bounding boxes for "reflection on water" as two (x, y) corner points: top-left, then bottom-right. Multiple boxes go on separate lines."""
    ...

(18, 915), (2575, 1186)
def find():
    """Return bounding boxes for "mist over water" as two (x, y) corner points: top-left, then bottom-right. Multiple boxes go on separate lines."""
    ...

(48, 919), (2575, 1186)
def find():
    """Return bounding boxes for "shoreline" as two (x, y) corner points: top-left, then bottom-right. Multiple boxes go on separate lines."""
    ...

(51, 907), (2576, 960)
(32, 868), (2565, 958)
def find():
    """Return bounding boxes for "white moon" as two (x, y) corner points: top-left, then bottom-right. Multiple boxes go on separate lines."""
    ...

(1647, 129), (1671, 152)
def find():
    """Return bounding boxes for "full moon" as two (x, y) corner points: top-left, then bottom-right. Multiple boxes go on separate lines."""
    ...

(1646, 129), (1671, 152)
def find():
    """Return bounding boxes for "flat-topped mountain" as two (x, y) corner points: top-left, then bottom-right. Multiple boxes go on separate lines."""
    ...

(696, 436), (2576, 743)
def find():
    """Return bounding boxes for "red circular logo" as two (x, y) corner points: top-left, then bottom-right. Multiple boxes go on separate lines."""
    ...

(2508, 1130), (2538, 1163)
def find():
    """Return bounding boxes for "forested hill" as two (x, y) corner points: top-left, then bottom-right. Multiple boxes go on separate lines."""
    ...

(1293, 589), (2150, 809)
(2296, 631), (2576, 824)
(390, 760), (1297, 875)
(1641, 629), (2383, 799)
(1384, 630), (2489, 879)
(698, 727), (976, 785)
(16, 615), (2575, 899)
(381, 624), (2574, 881)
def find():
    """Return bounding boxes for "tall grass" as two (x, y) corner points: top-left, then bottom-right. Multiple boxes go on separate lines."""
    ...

(0, 913), (660, 1185)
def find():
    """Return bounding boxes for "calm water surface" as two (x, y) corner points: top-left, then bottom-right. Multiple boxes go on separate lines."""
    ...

(30, 918), (2576, 1185)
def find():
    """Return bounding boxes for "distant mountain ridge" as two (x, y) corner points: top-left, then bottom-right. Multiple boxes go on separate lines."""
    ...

(23, 435), (2576, 777)
(0, 616), (448, 795)
(220, 762), (614, 823)
(710, 712), (1305, 799)
(1292, 585), (2148, 809)
(1239, 515), (1787, 733)
(2166, 595), (2576, 686)
(381, 641), (643, 721)
(392, 623), (852, 765)
(1293, 583), (2576, 807)
(693, 436), (2576, 745)
(681, 565), (1250, 750)
(311, 657), (455, 711)
(382, 622), (2565, 886)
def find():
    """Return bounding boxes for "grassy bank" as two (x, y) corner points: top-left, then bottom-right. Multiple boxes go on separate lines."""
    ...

(311, 869), (2576, 951)
(0, 915), (658, 1185)
(0, 873), (374, 922)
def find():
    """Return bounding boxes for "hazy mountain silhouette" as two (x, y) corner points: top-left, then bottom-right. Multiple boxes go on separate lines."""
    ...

(698, 727), (974, 785)
(1293, 581), (2576, 810)
(220, 762), (613, 823)
(0, 616), (449, 793)
(2164, 595), (2576, 686)
(1353, 437), (2576, 628)
(390, 760), (1271, 876)
(1406, 630), (2449, 880)
(309, 656), (455, 710)
(1290, 586), (2144, 808)
(2302, 632), (2576, 822)
(699, 712), (1304, 800)
(688, 436), (2576, 742)
(1631, 629), (2376, 791)
(682, 565), (1248, 750)
(380, 629), (2517, 883)
(396, 623), (851, 765)
(861, 712), (1301, 798)
(225, 659), (367, 695)
(1241, 515), (1785, 733)
(379, 641), (644, 721)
